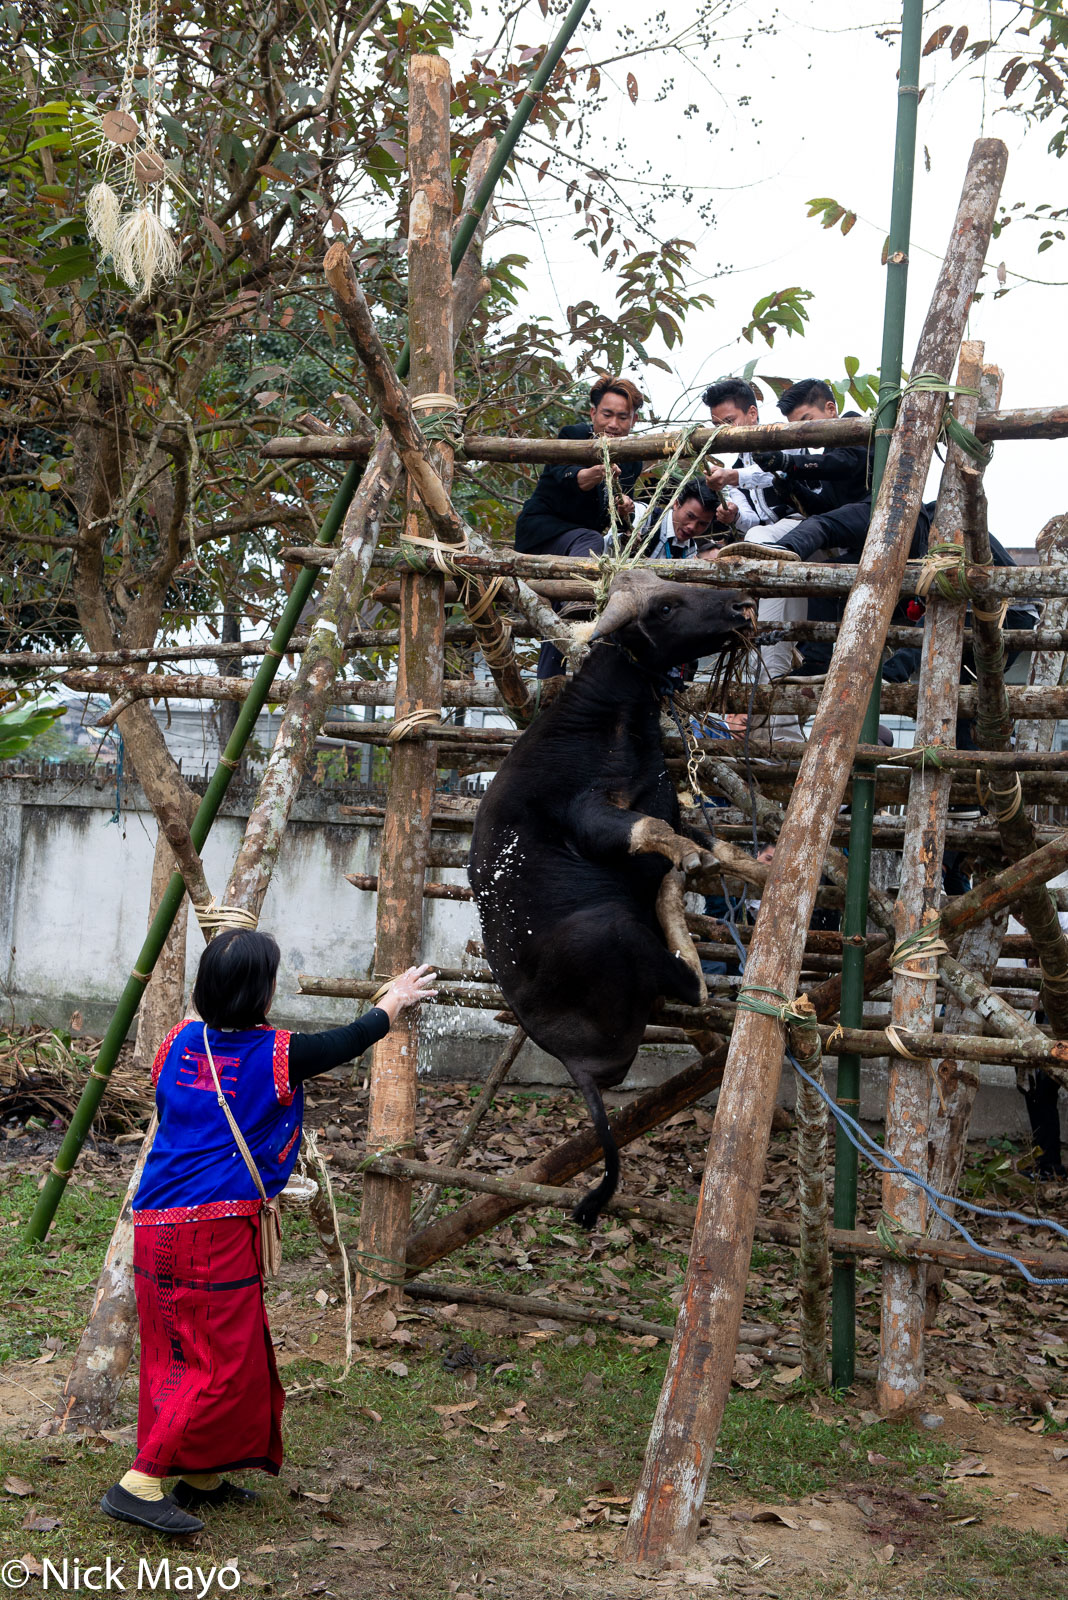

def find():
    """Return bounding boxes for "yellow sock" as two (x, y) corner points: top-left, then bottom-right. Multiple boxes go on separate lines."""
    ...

(120, 1469), (165, 1503)
(179, 1473), (222, 1492)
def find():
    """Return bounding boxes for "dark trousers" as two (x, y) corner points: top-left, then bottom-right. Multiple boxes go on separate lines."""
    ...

(527, 526), (605, 678)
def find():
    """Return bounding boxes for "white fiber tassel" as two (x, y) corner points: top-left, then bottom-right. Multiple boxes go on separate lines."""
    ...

(112, 202), (180, 296)
(85, 180), (122, 256)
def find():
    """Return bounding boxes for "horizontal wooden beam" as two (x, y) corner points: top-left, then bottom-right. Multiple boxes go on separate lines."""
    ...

(261, 402), (1068, 464)
(361, 1154), (1068, 1279)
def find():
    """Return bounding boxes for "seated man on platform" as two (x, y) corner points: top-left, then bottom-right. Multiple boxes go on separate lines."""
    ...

(700, 379), (807, 740)
(770, 377), (872, 514)
(700, 378), (798, 533)
(515, 374), (645, 678)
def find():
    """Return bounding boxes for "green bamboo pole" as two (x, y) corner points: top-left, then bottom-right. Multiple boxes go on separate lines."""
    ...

(24, 2), (594, 1244)
(831, 0), (923, 1387)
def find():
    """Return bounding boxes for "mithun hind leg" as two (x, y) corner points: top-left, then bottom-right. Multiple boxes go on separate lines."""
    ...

(655, 868), (706, 1002)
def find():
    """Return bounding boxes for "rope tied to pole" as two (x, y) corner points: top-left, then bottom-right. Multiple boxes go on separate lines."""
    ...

(884, 1022), (925, 1061)
(884, 742), (946, 771)
(388, 707), (441, 742)
(193, 900), (259, 934)
(889, 920), (949, 978)
(735, 983), (812, 1029)
(913, 541), (990, 603)
(976, 770), (1024, 823)
(399, 528), (469, 581)
(411, 391), (464, 448)
(872, 372), (992, 464)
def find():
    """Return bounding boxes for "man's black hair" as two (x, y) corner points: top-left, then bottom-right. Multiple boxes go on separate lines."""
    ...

(676, 477), (717, 509)
(193, 928), (281, 1029)
(702, 378), (758, 414)
(778, 378), (836, 416)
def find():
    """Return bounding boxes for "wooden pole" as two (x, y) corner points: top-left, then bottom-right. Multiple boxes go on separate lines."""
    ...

(356, 55), (455, 1310)
(408, 1027), (526, 1231)
(368, 1156), (1068, 1281)
(877, 341), (981, 1411)
(260, 401), (1068, 463)
(964, 458), (1068, 1041)
(624, 138), (1008, 1566)
(787, 997), (830, 1387)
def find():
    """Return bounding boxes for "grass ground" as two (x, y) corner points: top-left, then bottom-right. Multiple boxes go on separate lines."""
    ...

(1, 1075), (1066, 1598)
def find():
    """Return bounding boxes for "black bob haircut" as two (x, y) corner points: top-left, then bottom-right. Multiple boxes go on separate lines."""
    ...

(702, 378), (757, 413)
(193, 928), (281, 1030)
(778, 378), (835, 416)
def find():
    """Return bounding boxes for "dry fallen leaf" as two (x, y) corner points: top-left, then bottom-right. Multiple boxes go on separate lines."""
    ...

(536, 1429), (571, 1445)
(944, 1392), (972, 1412)
(873, 1544), (895, 1566)
(432, 1400), (479, 1418)
(948, 1454), (991, 1479)
(808, 1519), (834, 1533)
(22, 1512), (60, 1532)
(385, 1360), (409, 1378)
(314, 1288), (329, 1308)
(772, 1365), (803, 1385)
(534, 1486), (557, 1506)
(3, 1478), (33, 1498)
(354, 1406), (382, 1423)
(1029, 1482), (1054, 1496)
(752, 1508), (800, 1529)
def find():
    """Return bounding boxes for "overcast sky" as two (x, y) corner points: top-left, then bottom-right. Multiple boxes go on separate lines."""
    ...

(469, 0), (1067, 544)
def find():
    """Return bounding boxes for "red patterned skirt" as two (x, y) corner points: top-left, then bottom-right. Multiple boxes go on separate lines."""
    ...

(133, 1214), (284, 1477)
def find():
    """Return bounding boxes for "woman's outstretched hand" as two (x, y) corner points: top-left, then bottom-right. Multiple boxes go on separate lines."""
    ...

(377, 963), (438, 1023)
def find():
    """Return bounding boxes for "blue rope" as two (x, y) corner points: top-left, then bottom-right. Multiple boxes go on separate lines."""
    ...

(722, 885), (1068, 1288)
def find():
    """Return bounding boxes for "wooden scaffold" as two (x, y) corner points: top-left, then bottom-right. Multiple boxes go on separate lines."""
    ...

(19, 22), (1068, 1581)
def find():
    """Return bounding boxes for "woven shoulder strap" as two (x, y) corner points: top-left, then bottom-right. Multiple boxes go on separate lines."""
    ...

(202, 1024), (267, 1202)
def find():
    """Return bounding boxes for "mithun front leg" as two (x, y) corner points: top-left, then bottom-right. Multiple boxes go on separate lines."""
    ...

(655, 867), (707, 1002)
(628, 813), (714, 874)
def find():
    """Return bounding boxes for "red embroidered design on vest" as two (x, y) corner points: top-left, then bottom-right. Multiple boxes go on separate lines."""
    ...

(277, 1124), (300, 1163)
(152, 1019), (190, 1088)
(177, 1048), (240, 1097)
(273, 1031), (293, 1106)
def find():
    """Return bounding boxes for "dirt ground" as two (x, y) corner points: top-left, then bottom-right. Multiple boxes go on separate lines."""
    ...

(1, 1070), (1066, 1598)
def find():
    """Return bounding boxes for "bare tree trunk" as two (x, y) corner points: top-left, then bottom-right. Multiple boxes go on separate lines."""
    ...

(133, 826), (191, 1073)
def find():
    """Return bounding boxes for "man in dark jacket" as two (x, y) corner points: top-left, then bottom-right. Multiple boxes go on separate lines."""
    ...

(515, 375), (644, 556)
(770, 377), (872, 514)
(516, 375), (645, 676)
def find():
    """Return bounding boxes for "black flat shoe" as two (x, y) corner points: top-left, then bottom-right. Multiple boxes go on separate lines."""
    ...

(172, 1479), (261, 1510)
(101, 1483), (204, 1535)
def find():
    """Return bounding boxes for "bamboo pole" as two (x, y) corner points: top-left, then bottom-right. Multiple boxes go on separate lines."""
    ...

(877, 341), (981, 1411)
(356, 55), (455, 1311)
(260, 402), (1068, 463)
(625, 135), (1007, 1565)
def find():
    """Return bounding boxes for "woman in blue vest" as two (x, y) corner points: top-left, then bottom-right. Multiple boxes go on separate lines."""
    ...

(101, 928), (435, 1535)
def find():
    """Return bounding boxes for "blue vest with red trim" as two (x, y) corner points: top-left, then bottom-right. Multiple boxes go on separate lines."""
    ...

(133, 1019), (303, 1225)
